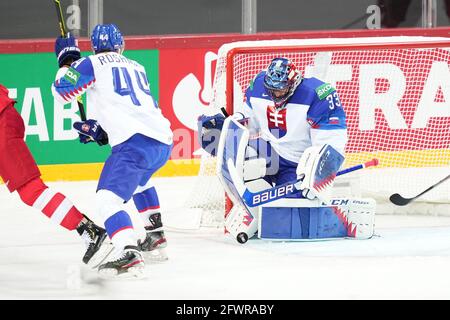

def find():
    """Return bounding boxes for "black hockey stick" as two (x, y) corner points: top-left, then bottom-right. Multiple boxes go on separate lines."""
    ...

(389, 173), (450, 206)
(220, 107), (230, 117)
(54, 0), (87, 121)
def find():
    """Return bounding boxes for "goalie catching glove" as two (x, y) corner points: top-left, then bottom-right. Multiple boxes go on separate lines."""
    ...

(198, 113), (226, 130)
(296, 144), (344, 201)
(197, 113), (226, 156)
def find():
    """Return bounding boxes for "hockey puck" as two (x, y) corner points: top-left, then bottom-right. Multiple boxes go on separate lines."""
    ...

(236, 232), (248, 244)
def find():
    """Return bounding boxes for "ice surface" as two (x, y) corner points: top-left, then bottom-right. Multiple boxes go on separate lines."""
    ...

(1, 177), (450, 300)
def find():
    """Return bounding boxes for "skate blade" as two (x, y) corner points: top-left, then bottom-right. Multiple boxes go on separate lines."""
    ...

(143, 248), (168, 263)
(88, 242), (115, 269)
(98, 265), (146, 280)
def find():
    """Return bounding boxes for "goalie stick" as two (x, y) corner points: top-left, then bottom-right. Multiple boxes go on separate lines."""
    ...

(389, 173), (450, 206)
(54, 0), (87, 121)
(228, 158), (379, 207)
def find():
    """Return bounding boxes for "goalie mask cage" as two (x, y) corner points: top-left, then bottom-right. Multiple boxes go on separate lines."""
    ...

(184, 36), (450, 228)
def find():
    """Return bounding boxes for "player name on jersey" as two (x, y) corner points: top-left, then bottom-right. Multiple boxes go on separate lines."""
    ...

(96, 53), (139, 67)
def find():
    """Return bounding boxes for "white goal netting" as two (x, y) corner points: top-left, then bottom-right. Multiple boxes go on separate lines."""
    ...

(183, 36), (450, 228)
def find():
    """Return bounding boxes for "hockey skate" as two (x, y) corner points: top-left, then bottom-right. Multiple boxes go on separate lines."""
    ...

(76, 217), (112, 268)
(98, 245), (145, 279)
(138, 212), (168, 262)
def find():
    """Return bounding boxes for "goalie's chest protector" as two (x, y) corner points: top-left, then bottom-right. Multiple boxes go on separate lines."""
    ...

(248, 96), (312, 163)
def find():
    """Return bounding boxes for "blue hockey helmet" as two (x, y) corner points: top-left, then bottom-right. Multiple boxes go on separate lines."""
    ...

(91, 24), (124, 54)
(263, 57), (302, 108)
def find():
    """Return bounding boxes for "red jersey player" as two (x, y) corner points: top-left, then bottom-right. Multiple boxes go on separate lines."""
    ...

(0, 83), (107, 266)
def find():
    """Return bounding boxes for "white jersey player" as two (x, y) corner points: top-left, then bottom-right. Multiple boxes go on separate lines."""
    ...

(52, 24), (173, 278)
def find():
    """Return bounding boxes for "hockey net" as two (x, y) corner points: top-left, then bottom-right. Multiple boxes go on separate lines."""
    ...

(185, 36), (450, 228)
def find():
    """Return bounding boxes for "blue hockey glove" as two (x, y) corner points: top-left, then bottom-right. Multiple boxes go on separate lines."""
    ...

(55, 32), (81, 67)
(73, 119), (109, 146)
(197, 113), (226, 156)
(198, 113), (226, 130)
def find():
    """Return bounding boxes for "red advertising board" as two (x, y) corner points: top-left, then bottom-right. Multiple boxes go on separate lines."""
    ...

(159, 47), (217, 160)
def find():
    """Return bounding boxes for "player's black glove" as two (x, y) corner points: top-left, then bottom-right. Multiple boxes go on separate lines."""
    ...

(73, 119), (109, 146)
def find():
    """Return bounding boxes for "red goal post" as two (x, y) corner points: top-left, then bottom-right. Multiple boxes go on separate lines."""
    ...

(188, 36), (450, 226)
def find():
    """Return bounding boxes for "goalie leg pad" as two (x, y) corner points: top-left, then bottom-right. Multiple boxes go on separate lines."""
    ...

(330, 198), (376, 239)
(258, 198), (376, 240)
(243, 158), (267, 181)
(224, 204), (259, 244)
(259, 207), (349, 240)
(224, 178), (272, 243)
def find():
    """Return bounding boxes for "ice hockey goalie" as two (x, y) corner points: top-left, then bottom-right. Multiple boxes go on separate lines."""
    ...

(200, 116), (376, 244)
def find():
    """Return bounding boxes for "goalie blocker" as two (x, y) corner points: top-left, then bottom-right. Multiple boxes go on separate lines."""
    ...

(215, 117), (375, 243)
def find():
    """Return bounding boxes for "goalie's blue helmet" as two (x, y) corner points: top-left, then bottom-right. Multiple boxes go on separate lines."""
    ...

(91, 24), (124, 54)
(264, 57), (301, 108)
